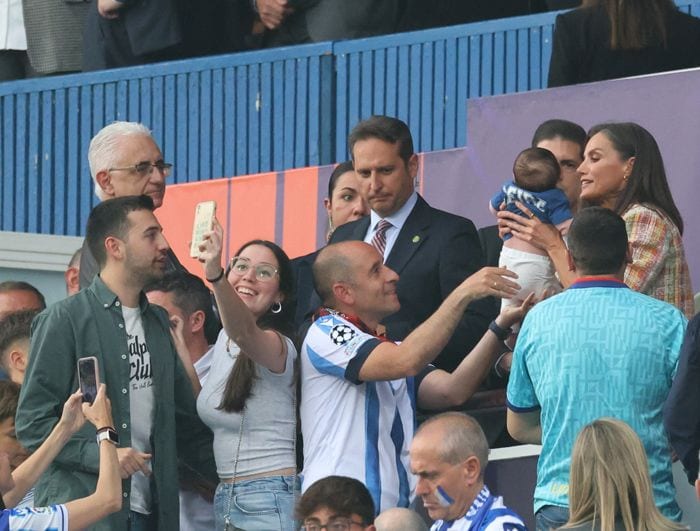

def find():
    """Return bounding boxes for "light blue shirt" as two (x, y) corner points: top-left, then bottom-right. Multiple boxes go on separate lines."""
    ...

(364, 192), (418, 261)
(507, 279), (687, 519)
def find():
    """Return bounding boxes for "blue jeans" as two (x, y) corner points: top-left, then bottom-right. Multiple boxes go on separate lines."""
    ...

(535, 505), (569, 531)
(214, 475), (298, 531)
(129, 510), (157, 531)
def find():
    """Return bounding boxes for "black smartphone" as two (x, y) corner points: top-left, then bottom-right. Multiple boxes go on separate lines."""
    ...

(77, 356), (100, 404)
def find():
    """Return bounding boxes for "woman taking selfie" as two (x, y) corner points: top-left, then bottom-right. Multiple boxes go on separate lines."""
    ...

(196, 222), (297, 530)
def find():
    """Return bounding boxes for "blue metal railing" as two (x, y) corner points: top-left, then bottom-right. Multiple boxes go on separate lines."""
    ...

(0, 44), (334, 234)
(1, 2), (699, 235)
(333, 12), (557, 158)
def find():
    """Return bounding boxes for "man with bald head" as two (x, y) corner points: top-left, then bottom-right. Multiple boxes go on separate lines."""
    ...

(375, 508), (428, 531)
(410, 412), (526, 530)
(300, 241), (532, 514)
(79, 121), (184, 289)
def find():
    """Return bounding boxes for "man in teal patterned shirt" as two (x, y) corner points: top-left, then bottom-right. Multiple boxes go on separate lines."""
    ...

(506, 207), (687, 530)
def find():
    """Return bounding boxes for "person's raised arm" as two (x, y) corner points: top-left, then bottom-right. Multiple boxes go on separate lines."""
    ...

(65, 384), (122, 530)
(198, 220), (286, 373)
(418, 294), (536, 410)
(15, 310), (99, 475)
(358, 267), (520, 382)
(3, 390), (86, 508)
(497, 201), (575, 287)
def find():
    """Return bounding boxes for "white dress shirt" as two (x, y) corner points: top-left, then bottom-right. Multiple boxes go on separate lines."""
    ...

(364, 191), (418, 261)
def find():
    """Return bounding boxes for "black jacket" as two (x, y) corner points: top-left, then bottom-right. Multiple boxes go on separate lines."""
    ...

(330, 195), (495, 372)
(548, 6), (700, 87)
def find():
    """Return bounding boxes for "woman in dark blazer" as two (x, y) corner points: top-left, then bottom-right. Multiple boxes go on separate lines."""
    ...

(548, 0), (700, 87)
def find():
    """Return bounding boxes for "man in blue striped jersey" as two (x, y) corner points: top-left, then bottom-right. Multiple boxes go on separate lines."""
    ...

(300, 240), (532, 514)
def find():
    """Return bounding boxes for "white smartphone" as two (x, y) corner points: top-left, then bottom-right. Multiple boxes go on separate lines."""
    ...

(77, 356), (100, 404)
(189, 201), (217, 258)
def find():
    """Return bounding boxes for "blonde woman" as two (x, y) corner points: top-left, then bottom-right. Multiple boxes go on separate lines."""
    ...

(561, 418), (688, 531)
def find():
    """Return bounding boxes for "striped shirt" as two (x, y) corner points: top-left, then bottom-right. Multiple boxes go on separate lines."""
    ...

(0, 505), (68, 530)
(431, 486), (527, 531)
(300, 312), (417, 513)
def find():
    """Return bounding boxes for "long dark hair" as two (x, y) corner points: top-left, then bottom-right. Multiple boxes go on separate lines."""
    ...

(582, 0), (676, 50)
(587, 122), (683, 234)
(217, 240), (295, 413)
(327, 161), (355, 199)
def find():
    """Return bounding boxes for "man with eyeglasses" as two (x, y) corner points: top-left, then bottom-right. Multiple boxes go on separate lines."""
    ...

(296, 475), (376, 531)
(79, 121), (184, 290)
(410, 412), (526, 531)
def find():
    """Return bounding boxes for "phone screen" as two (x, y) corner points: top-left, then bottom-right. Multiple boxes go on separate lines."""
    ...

(78, 357), (98, 404)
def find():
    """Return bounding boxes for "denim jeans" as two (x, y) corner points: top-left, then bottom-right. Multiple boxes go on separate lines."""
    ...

(128, 510), (157, 531)
(214, 475), (298, 531)
(535, 505), (569, 531)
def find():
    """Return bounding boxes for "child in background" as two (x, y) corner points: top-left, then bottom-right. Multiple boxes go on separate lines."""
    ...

(490, 147), (573, 311)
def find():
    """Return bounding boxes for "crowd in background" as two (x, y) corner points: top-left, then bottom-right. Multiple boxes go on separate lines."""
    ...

(0, 112), (697, 531)
(1, 0), (700, 529)
(1, 0), (585, 81)
(4, 0), (700, 101)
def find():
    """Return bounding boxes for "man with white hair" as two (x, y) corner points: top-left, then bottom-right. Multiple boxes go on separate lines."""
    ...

(79, 121), (184, 288)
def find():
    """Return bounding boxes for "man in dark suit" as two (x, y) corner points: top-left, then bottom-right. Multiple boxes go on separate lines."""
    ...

(330, 115), (493, 371)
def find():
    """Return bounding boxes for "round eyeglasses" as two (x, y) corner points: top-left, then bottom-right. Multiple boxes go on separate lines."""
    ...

(108, 160), (173, 178)
(227, 257), (279, 281)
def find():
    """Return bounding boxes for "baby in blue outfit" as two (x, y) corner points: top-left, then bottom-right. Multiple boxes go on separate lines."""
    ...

(490, 147), (573, 310)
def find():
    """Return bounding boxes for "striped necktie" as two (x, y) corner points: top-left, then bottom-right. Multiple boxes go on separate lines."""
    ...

(371, 219), (392, 259)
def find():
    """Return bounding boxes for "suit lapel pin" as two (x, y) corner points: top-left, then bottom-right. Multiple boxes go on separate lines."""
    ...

(412, 235), (420, 243)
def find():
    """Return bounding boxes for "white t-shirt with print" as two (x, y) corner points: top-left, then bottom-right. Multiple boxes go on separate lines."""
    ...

(123, 306), (154, 515)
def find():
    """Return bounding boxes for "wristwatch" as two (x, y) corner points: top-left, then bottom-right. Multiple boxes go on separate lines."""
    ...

(96, 427), (119, 446)
(488, 320), (512, 341)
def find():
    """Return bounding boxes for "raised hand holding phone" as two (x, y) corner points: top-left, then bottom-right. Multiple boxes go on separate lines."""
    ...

(77, 357), (100, 405)
(197, 218), (226, 282)
(189, 201), (217, 258)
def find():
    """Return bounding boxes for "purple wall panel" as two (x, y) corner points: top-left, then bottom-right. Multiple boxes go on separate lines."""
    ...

(421, 67), (700, 289)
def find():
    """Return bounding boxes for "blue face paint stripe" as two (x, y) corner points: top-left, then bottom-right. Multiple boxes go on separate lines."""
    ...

(436, 485), (455, 506)
(364, 382), (382, 514)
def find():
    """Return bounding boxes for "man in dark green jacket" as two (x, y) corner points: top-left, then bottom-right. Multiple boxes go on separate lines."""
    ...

(16, 195), (217, 531)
